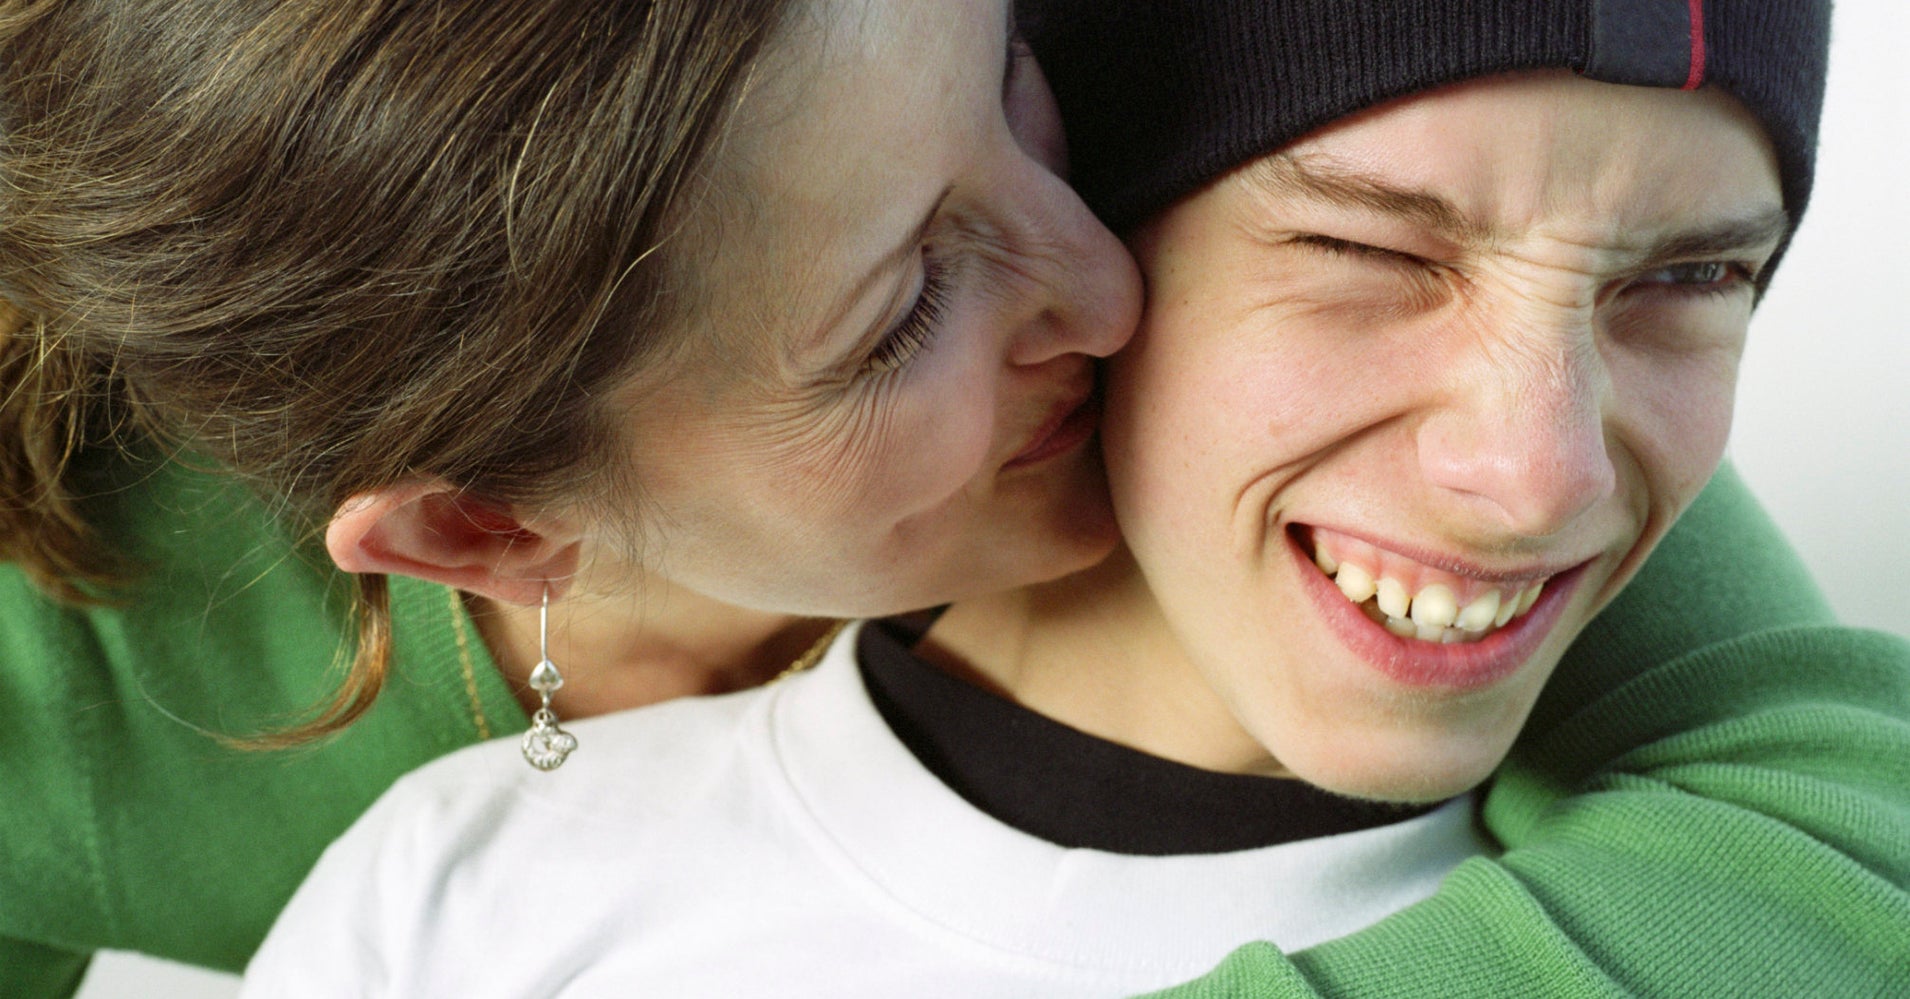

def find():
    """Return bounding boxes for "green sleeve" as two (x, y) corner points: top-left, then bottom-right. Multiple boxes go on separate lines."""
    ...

(1142, 465), (1910, 997)
(0, 938), (90, 999)
(0, 452), (526, 986)
(0, 566), (114, 997)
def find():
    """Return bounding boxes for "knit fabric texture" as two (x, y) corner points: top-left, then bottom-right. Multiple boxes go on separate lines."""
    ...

(0, 450), (528, 982)
(1026, 0), (1831, 256)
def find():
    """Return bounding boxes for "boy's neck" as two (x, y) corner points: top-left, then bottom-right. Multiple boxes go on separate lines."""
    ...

(920, 547), (1290, 777)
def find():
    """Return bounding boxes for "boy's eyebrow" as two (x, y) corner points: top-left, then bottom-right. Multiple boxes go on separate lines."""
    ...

(1240, 154), (1789, 260)
(1641, 209), (1790, 264)
(1242, 154), (1489, 245)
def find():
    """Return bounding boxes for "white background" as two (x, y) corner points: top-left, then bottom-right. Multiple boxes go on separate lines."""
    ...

(73, 2), (1909, 996)
(1729, 1), (1907, 641)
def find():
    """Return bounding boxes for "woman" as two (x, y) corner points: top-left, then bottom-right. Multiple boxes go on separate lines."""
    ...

(241, 1), (1908, 996)
(1, 0), (1893, 995)
(0, 0), (1138, 987)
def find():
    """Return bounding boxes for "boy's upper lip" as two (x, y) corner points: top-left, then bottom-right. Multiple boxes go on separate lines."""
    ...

(1296, 523), (1595, 585)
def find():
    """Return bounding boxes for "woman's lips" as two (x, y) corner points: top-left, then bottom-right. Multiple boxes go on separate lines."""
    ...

(1004, 390), (1098, 469)
(1287, 528), (1590, 691)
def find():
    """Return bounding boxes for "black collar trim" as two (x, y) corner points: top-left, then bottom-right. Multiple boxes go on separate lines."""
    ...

(857, 615), (1444, 856)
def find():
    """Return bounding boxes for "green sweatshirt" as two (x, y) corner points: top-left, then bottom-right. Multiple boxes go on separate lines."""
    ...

(2, 455), (1905, 996)
(1144, 489), (1910, 994)
(0, 453), (528, 990)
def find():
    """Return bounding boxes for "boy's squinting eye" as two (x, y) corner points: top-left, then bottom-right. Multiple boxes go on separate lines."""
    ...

(1287, 233), (1426, 268)
(1629, 260), (1756, 297)
(1004, 34), (1033, 100)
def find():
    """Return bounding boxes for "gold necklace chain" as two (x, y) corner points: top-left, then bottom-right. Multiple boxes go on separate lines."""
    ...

(768, 619), (851, 685)
(448, 588), (495, 740)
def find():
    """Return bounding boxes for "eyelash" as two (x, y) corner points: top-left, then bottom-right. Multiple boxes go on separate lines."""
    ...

(1291, 234), (1420, 265)
(865, 256), (950, 374)
(1631, 261), (1757, 298)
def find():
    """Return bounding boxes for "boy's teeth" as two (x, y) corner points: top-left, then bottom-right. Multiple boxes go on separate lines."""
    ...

(1312, 546), (1551, 644)
(1375, 577), (1411, 619)
(1455, 590), (1501, 632)
(1335, 562), (1377, 603)
(1408, 584), (1457, 629)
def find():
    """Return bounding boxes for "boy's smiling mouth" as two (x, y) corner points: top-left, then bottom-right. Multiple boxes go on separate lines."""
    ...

(1295, 525), (1567, 645)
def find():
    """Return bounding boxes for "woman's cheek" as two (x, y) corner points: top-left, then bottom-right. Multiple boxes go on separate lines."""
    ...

(850, 344), (1003, 521)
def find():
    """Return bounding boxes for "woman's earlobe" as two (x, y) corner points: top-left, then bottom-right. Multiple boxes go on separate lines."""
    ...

(323, 480), (581, 605)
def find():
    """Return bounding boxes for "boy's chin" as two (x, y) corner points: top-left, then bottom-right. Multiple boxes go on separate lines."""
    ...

(1273, 730), (1517, 805)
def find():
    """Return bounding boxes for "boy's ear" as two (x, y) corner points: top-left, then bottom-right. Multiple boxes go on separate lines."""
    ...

(324, 479), (581, 606)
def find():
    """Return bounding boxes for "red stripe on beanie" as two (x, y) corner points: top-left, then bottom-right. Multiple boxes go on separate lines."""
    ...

(1683, 0), (1707, 89)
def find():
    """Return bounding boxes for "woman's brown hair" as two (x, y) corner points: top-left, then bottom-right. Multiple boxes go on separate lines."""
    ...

(0, 0), (794, 739)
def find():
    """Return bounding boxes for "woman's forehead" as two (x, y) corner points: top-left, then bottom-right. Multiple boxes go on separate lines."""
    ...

(680, 0), (1009, 357)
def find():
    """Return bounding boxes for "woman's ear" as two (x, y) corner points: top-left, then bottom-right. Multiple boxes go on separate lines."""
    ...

(324, 479), (582, 606)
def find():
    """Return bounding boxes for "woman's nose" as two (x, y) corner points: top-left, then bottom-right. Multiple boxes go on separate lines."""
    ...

(1003, 170), (1142, 367)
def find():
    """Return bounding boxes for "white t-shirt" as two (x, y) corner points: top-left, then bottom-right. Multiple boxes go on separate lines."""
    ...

(243, 622), (1489, 997)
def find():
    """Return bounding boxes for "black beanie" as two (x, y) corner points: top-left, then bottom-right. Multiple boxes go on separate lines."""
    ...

(1025, 0), (1831, 258)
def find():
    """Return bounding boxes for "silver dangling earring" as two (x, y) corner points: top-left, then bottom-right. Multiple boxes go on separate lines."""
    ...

(520, 585), (578, 771)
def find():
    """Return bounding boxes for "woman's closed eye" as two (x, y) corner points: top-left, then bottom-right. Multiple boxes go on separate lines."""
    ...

(864, 254), (951, 374)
